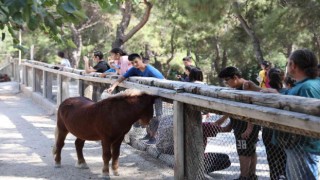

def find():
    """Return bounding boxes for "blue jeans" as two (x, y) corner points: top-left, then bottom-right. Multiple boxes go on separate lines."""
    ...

(285, 148), (320, 180)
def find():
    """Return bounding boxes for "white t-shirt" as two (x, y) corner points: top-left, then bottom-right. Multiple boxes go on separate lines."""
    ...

(60, 58), (71, 67)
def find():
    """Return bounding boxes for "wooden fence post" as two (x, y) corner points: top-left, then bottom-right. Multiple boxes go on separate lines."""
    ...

(78, 79), (85, 97)
(22, 66), (27, 85)
(57, 74), (62, 106)
(61, 76), (70, 102)
(32, 67), (36, 92)
(92, 83), (108, 102)
(35, 69), (42, 93)
(174, 101), (184, 180)
(43, 71), (53, 99)
(184, 105), (205, 180)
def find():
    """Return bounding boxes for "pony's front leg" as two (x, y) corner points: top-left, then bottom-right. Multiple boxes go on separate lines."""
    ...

(101, 139), (112, 179)
(111, 135), (124, 176)
(75, 138), (88, 169)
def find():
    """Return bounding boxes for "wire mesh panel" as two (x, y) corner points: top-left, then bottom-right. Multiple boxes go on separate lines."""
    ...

(126, 100), (175, 170)
(126, 102), (320, 180)
(202, 113), (266, 180)
(266, 129), (320, 180)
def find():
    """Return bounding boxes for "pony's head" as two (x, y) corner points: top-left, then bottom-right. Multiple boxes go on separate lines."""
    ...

(137, 94), (156, 125)
(110, 89), (156, 125)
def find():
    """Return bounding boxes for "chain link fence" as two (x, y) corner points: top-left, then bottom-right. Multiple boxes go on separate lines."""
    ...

(126, 98), (320, 180)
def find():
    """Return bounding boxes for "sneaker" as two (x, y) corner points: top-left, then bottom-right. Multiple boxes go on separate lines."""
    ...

(278, 175), (286, 180)
(233, 176), (249, 180)
(139, 134), (151, 140)
(249, 174), (258, 180)
(145, 137), (156, 145)
(133, 121), (141, 128)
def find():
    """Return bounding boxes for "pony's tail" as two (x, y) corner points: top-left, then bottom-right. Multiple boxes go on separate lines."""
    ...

(52, 126), (59, 155)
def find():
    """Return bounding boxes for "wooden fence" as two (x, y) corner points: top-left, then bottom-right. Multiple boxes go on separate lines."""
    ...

(1, 58), (320, 180)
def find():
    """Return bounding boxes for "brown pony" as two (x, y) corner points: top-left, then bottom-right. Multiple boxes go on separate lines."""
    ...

(53, 89), (155, 179)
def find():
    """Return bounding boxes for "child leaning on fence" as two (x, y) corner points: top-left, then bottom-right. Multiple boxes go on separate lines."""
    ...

(216, 66), (261, 180)
(107, 53), (164, 145)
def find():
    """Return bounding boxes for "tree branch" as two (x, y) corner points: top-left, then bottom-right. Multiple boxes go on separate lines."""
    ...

(233, 1), (264, 63)
(122, 0), (153, 43)
(78, 20), (102, 32)
(120, 0), (132, 31)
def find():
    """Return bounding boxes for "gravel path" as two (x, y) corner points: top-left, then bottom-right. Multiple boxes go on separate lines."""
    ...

(0, 92), (173, 180)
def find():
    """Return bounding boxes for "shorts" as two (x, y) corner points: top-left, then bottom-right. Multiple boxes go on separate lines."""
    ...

(154, 98), (163, 117)
(148, 117), (160, 133)
(234, 129), (259, 156)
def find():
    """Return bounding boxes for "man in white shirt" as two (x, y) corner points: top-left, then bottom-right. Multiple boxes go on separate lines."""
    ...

(57, 51), (71, 68)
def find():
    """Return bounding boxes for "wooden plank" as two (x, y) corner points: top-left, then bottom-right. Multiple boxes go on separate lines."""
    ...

(126, 77), (320, 116)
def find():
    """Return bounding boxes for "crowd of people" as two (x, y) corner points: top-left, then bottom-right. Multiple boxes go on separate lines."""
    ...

(57, 47), (319, 180)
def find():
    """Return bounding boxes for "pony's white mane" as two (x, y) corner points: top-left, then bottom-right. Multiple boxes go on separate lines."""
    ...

(110, 88), (146, 98)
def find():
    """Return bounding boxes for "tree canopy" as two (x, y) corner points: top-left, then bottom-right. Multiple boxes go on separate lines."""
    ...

(1, 0), (320, 85)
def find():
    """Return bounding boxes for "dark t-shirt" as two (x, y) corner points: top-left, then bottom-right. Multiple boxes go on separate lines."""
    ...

(179, 65), (200, 82)
(93, 61), (110, 73)
(230, 86), (260, 135)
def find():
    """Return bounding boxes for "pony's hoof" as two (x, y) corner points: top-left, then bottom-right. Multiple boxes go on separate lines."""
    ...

(113, 171), (120, 176)
(54, 163), (61, 168)
(101, 173), (110, 179)
(75, 162), (89, 169)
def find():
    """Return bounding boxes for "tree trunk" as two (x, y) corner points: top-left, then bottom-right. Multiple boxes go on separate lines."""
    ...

(164, 26), (177, 77)
(112, 0), (153, 49)
(68, 4), (103, 68)
(70, 24), (82, 68)
(285, 43), (293, 58)
(153, 55), (163, 74)
(312, 31), (320, 60)
(212, 37), (228, 86)
(233, 1), (264, 64)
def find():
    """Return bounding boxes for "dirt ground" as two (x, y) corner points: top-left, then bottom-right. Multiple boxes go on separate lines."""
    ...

(0, 92), (173, 180)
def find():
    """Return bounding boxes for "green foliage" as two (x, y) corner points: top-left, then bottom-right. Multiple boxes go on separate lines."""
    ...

(3, 0), (320, 87)
(0, 0), (122, 46)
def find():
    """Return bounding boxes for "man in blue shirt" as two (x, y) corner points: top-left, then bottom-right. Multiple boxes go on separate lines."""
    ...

(107, 53), (164, 92)
(279, 49), (320, 180)
(107, 53), (164, 144)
